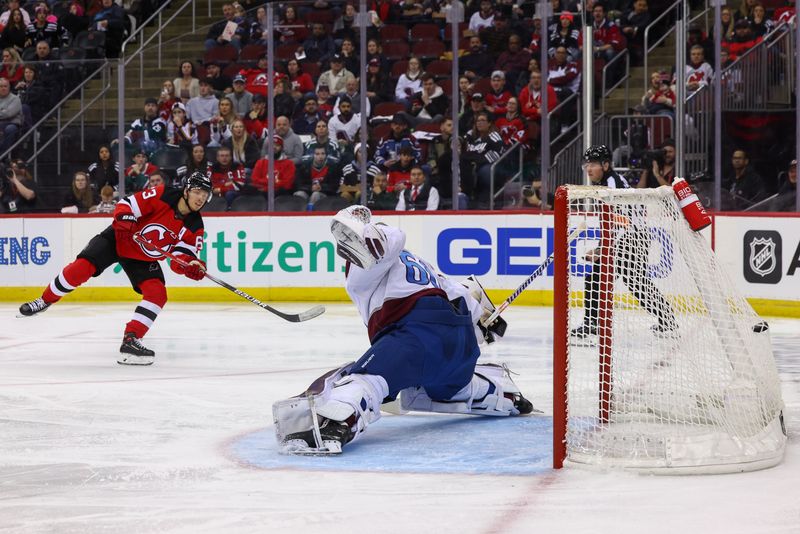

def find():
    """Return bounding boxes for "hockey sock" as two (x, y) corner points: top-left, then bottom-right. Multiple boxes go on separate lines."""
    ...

(124, 279), (167, 339)
(42, 258), (97, 304)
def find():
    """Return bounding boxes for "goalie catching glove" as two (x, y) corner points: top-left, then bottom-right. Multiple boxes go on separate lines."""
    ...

(330, 206), (387, 270)
(461, 275), (507, 344)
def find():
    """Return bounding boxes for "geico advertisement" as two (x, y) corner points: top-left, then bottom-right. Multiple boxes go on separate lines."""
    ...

(714, 215), (800, 300)
(1, 214), (797, 302)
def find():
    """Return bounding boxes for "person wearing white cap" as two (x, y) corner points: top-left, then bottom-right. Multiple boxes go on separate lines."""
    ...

(228, 73), (253, 117)
(165, 101), (198, 147)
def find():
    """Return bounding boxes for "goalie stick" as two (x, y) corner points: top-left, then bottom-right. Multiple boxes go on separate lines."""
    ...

(133, 233), (325, 323)
(482, 223), (587, 327)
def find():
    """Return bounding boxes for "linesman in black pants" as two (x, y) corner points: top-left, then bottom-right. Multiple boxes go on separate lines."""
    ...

(571, 145), (677, 338)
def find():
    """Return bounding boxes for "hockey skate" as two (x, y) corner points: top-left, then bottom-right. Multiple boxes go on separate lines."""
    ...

(570, 323), (597, 339)
(283, 416), (354, 455)
(117, 333), (155, 366)
(18, 297), (50, 317)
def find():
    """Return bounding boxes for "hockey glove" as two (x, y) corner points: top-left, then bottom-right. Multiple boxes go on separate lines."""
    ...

(113, 213), (137, 244)
(170, 255), (206, 280)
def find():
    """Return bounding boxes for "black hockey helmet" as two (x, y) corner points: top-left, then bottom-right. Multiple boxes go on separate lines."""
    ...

(185, 171), (212, 203)
(583, 145), (612, 164)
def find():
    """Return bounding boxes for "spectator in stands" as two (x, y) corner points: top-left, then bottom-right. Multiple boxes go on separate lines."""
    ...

(365, 58), (392, 107)
(303, 119), (341, 160)
(222, 118), (260, 172)
(395, 56), (424, 107)
(205, 2), (244, 52)
(204, 61), (232, 94)
(339, 142), (381, 202)
(0, 48), (24, 87)
(717, 6), (735, 42)
(736, 0), (757, 21)
(771, 159), (797, 211)
(301, 23), (336, 64)
(30, 40), (61, 104)
(0, 1), (30, 27)
(332, 4), (358, 45)
(229, 73), (253, 117)
(273, 74), (295, 120)
(165, 102), (198, 147)
(457, 76), (473, 114)
(275, 5), (301, 44)
(725, 148), (765, 206)
(619, 0), (650, 66)
(366, 38), (389, 73)
(396, 164), (439, 211)
(0, 77), (23, 156)
(335, 77), (370, 118)
(528, 13), (543, 56)
(292, 95), (322, 136)
(294, 145), (341, 207)
(592, 3), (624, 63)
(375, 113), (421, 169)
(0, 158), (36, 213)
(1, 9), (28, 51)
(481, 10), (515, 56)
(270, 115), (304, 163)
(485, 71), (512, 118)
(122, 97), (166, 156)
(773, 0), (795, 24)
(92, 0), (126, 58)
(328, 96), (360, 158)
(337, 38), (360, 78)
(316, 84), (335, 119)
(549, 11), (581, 62)
(209, 96), (237, 147)
(61, 171), (97, 213)
(363, 172), (396, 210)
(460, 36), (494, 80)
(459, 92), (488, 133)
(495, 96), (527, 146)
(209, 145), (246, 206)
(177, 144), (210, 184)
(316, 54), (355, 95)
(495, 34), (533, 91)
(469, 0), (495, 35)
(186, 78), (218, 126)
(638, 138), (675, 188)
(25, 3), (67, 50)
(250, 135), (297, 196)
(686, 45), (713, 93)
(641, 70), (675, 117)
(89, 184), (116, 213)
(124, 148), (160, 191)
(87, 144), (119, 191)
(174, 61), (200, 102)
(155, 81), (179, 121)
(146, 171), (165, 190)
(426, 118), (455, 197)
(461, 110), (505, 206)
(403, 73), (449, 126)
(519, 70), (558, 122)
(687, 22), (712, 65)
(286, 58), (315, 100)
(725, 19), (762, 60)
(244, 93), (268, 139)
(750, 4), (775, 38)
(548, 46), (581, 102)
(386, 145), (417, 193)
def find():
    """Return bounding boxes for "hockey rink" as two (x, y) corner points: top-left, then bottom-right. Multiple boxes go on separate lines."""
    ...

(1, 302), (798, 533)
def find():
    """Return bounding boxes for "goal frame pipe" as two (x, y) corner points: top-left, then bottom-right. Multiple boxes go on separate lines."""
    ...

(553, 186), (569, 469)
(598, 204), (614, 424)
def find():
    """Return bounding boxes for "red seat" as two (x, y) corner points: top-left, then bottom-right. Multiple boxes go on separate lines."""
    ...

(276, 43), (299, 61)
(471, 77), (492, 95)
(440, 78), (453, 96)
(380, 24), (409, 43)
(410, 23), (440, 43)
(373, 102), (406, 117)
(412, 40), (446, 62)
(301, 61), (321, 81)
(369, 123), (393, 143)
(383, 41), (411, 61)
(203, 44), (238, 67)
(444, 23), (468, 42)
(223, 62), (245, 79)
(305, 11), (334, 25)
(239, 44), (267, 63)
(426, 59), (453, 79)
(415, 122), (442, 134)
(391, 59), (410, 79)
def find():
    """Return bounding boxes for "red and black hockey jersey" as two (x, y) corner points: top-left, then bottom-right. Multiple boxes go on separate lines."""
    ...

(113, 185), (204, 262)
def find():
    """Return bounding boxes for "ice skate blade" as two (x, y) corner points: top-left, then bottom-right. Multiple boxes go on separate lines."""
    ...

(117, 354), (155, 366)
(281, 439), (343, 456)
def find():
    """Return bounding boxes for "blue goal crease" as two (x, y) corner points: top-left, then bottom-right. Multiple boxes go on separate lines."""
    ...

(229, 415), (554, 476)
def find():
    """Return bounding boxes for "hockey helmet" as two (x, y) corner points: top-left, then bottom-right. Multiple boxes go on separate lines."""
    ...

(185, 171), (212, 204)
(583, 145), (612, 164)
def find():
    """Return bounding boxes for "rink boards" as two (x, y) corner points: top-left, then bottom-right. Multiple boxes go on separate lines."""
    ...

(1, 211), (799, 317)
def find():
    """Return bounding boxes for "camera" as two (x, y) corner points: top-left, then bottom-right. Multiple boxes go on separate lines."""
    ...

(5, 168), (13, 178)
(522, 185), (535, 198)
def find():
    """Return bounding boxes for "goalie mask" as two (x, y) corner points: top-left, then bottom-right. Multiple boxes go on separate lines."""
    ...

(330, 207), (386, 270)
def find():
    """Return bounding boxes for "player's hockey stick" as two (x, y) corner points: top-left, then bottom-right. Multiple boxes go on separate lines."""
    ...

(482, 223), (587, 327)
(133, 234), (325, 323)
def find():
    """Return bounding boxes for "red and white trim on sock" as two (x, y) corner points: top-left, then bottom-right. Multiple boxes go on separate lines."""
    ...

(42, 258), (96, 304)
(124, 279), (167, 339)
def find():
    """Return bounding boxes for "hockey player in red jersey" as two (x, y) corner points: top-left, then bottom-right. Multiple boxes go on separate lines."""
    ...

(18, 172), (212, 366)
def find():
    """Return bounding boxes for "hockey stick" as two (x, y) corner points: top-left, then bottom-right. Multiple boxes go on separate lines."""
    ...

(482, 223), (587, 327)
(133, 234), (325, 323)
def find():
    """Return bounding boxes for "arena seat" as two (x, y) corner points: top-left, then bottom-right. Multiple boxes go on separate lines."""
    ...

(230, 194), (268, 212)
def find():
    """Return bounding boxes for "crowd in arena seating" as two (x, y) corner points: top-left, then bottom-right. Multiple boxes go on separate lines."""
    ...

(1, 0), (797, 214)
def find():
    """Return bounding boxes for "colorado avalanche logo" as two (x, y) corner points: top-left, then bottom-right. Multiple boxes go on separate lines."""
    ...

(749, 237), (777, 277)
(138, 223), (178, 259)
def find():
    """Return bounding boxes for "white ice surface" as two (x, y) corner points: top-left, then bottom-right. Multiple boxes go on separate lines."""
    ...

(0, 303), (798, 534)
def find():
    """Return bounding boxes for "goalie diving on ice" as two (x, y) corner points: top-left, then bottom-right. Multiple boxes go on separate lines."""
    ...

(273, 206), (536, 455)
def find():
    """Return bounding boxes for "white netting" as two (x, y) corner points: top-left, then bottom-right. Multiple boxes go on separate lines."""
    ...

(561, 185), (786, 474)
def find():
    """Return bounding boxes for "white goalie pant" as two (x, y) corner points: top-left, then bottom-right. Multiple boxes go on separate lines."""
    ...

(399, 364), (522, 416)
(273, 362), (389, 449)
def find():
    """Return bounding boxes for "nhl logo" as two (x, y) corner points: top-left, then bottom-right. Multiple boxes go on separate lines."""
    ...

(749, 237), (776, 277)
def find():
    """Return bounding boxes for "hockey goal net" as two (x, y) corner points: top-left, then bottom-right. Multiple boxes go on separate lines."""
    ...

(553, 185), (786, 474)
